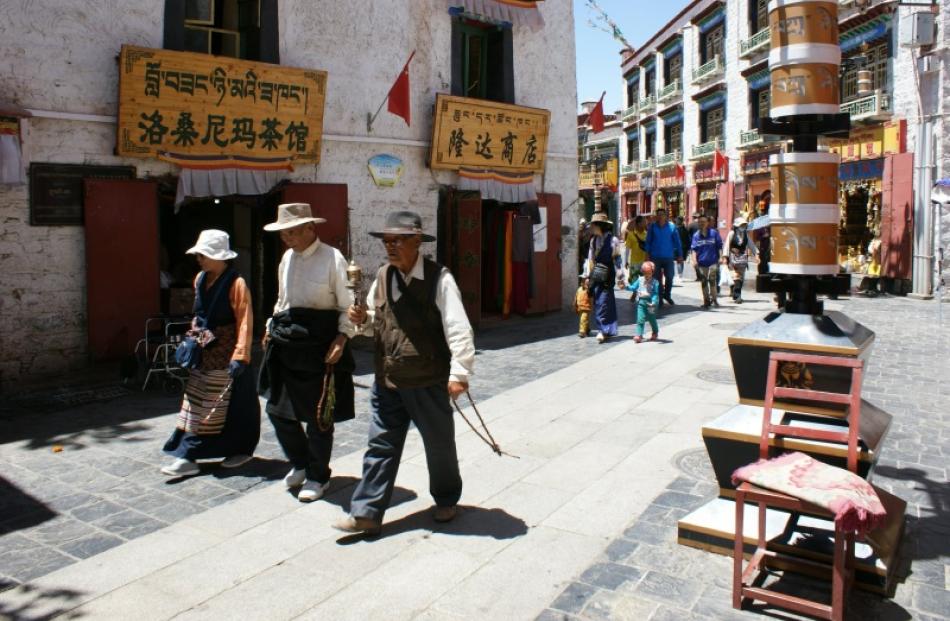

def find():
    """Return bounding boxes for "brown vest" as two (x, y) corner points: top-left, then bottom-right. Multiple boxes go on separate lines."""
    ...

(373, 259), (452, 389)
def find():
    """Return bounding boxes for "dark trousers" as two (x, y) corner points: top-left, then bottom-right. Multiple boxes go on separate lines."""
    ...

(268, 414), (333, 484)
(350, 382), (462, 522)
(654, 258), (676, 305)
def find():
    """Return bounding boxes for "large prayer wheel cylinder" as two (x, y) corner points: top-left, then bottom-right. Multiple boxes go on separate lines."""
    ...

(768, 0), (841, 118)
(769, 152), (840, 275)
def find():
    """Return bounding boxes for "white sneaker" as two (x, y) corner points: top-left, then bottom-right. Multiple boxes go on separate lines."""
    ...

(284, 467), (307, 489)
(596, 332), (606, 344)
(161, 458), (199, 477)
(221, 454), (253, 469)
(297, 480), (329, 503)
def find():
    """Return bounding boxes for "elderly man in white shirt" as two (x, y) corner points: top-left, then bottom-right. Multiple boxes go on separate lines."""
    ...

(259, 203), (357, 503)
(333, 211), (474, 536)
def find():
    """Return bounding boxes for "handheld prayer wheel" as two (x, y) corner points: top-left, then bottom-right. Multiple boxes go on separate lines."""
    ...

(345, 259), (365, 334)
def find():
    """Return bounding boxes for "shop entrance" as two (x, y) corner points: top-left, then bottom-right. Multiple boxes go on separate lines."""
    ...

(159, 194), (280, 335)
(439, 190), (562, 328)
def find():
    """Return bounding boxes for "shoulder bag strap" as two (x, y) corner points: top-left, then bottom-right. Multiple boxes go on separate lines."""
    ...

(199, 269), (236, 330)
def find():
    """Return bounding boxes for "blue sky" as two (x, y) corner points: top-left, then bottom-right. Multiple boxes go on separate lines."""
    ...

(574, 0), (683, 114)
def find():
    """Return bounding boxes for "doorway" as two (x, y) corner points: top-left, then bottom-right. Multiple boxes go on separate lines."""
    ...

(159, 194), (279, 336)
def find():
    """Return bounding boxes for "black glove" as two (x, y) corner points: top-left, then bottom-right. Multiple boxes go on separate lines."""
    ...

(228, 360), (246, 378)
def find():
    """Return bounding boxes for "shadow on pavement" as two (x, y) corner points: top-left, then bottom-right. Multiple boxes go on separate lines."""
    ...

(0, 583), (87, 621)
(0, 476), (57, 534)
(873, 465), (949, 567)
(336, 505), (527, 545)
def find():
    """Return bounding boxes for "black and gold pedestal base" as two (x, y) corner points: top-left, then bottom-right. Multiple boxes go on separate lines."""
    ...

(677, 488), (906, 595)
(701, 403), (893, 491)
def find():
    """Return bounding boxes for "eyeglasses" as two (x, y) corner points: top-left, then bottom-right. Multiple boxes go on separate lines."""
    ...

(381, 237), (408, 247)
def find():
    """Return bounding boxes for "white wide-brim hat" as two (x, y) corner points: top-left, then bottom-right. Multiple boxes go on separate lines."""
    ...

(263, 202), (327, 231)
(186, 229), (238, 261)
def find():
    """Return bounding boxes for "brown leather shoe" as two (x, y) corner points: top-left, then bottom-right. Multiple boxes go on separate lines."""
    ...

(332, 515), (381, 536)
(433, 505), (458, 523)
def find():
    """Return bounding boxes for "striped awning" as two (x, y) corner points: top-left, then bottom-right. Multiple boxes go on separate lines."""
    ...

(449, 0), (544, 30)
(458, 167), (537, 203)
(161, 152), (293, 206)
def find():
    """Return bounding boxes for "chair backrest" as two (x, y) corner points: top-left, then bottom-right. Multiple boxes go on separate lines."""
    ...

(760, 350), (864, 473)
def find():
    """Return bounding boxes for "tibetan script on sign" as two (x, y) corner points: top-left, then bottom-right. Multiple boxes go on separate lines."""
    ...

(117, 45), (327, 162)
(430, 94), (550, 173)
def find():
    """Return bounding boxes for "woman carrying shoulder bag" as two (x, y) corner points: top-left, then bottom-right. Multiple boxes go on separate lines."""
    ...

(583, 212), (622, 343)
(161, 230), (261, 477)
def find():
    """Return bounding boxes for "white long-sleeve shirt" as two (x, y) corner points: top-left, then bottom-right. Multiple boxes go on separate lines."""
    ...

(271, 238), (356, 338)
(363, 254), (475, 384)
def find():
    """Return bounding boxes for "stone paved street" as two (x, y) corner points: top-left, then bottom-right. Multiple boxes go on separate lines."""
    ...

(0, 278), (707, 590)
(539, 291), (950, 621)
(2, 281), (947, 621)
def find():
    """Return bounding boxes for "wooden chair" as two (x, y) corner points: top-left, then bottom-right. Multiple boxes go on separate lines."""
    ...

(733, 351), (865, 621)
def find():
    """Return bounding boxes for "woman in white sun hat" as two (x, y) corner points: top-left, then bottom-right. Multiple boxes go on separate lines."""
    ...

(161, 229), (260, 477)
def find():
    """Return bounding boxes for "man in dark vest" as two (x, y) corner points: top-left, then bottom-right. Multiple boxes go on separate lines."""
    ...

(334, 211), (475, 536)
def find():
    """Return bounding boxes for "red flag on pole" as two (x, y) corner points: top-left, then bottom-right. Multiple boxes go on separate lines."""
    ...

(387, 51), (415, 126)
(589, 92), (606, 133)
(675, 163), (685, 179)
(712, 150), (728, 177)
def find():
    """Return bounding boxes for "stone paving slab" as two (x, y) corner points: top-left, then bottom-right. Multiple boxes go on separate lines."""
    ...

(0, 287), (741, 620)
(538, 291), (950, 621)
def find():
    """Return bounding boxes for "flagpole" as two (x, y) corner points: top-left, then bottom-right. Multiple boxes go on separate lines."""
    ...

(367, 50), (416, 133)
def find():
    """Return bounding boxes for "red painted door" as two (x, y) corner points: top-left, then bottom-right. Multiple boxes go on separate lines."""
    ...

(84, 179), (160, 360)
(881, 153), (914, 280)
(539, 193), (563, 312)
(453, 194), (482, 328)
(281, 183), (349, 255)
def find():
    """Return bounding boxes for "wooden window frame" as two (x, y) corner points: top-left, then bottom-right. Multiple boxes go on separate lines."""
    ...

(164, 0), (278, 62)
(702, 106), (725, 143)
(451, 18), (515, 104)
(701, 24), (725, 65)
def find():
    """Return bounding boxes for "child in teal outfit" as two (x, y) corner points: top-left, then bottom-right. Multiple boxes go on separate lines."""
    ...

(627, 260), (661, 343)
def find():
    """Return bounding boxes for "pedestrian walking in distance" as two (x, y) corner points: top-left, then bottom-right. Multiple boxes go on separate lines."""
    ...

(623, 215), (648, 285)
(724, 216), (757, 304)
(675, 216), (691, 283)
(334, 211), (475, 536)
(627, 261), (661, 343)
(644, 208), (683, 309)
(582, 212), (622, 344)
(161, 230), (260, 477)
(573, 276), (592, 338)
(258, 203), (357, 503)
(690, 214), (723, 309)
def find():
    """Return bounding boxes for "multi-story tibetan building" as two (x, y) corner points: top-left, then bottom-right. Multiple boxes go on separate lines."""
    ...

(0, 0), (579, 390)
(618, 0), (946, 295)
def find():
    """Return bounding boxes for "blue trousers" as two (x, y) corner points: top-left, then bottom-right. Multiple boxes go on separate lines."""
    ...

(636, 300), (659, 336)
(653, 258), (676, 304)
(350, 381), (462, 521)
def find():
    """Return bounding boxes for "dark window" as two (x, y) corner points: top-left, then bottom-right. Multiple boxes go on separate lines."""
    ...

(451, 19), (514, 103)
(626, 80), (639, 108)
(750, 0), (769, 33)
(701, 24), (725, 64)
(664, 55), (682, 85)
(701, 106), (725, 143)
(627, 137), (639, 163)
(644, 69), (656, 96)
(664, 123), (682, 155)
(750, 87), (770, 127)
(645, 133), (656, 158)
(164, 0), (278, 62)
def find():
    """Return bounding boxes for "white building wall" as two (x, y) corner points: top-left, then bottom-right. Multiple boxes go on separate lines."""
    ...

(0, 0), (578, 390)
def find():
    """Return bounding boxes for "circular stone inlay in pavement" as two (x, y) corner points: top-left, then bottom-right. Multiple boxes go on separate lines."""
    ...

(672, 448), (715, 481)
(695, 367), (735, 385)
(710, 322), (749, 331)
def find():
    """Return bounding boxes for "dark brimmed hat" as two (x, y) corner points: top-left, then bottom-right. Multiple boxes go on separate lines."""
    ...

(369, 210), (435, 242)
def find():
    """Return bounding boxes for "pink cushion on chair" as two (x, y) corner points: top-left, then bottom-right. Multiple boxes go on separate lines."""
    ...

(732, 452), (887, 536)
